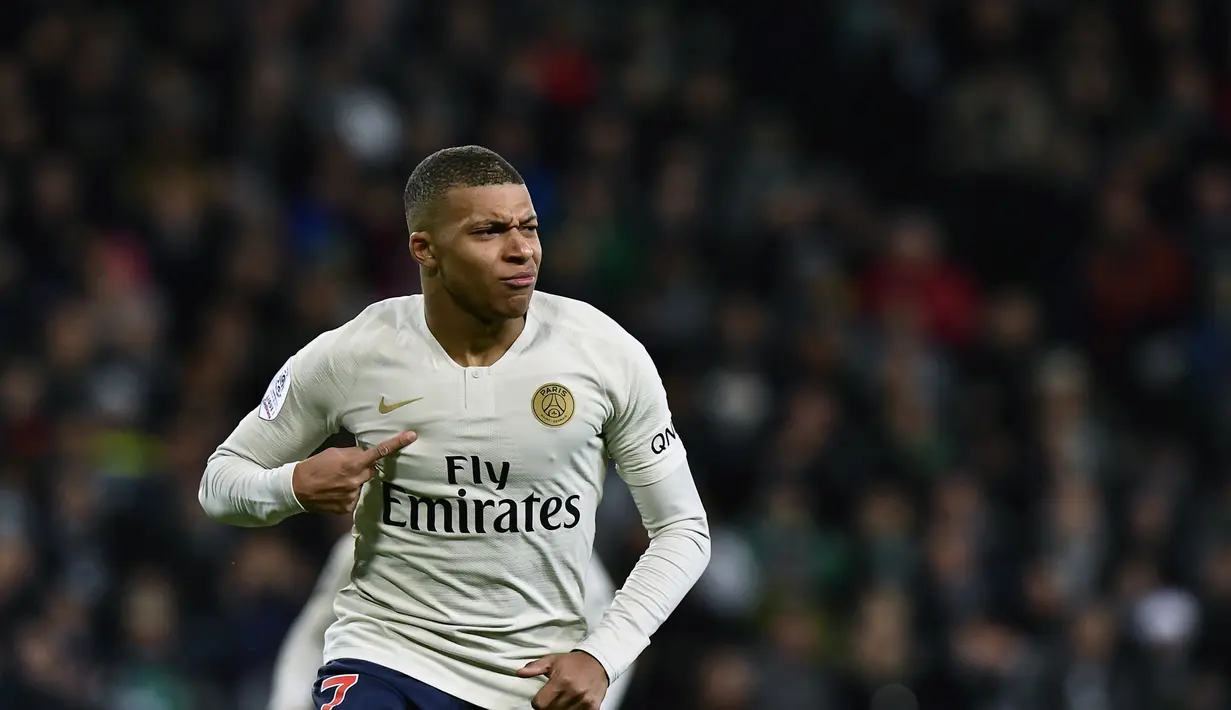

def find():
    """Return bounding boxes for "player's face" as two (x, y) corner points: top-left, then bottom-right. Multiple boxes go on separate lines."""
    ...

(428, 184), (541, 321)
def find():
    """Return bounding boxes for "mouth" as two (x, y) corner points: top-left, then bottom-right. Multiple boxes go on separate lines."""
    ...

(501, 273), (537, 288)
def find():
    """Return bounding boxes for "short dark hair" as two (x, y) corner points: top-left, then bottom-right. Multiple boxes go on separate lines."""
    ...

(403, 145), (525, 231)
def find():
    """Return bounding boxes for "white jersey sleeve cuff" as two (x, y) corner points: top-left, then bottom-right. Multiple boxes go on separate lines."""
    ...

(199, 456), (305, 526)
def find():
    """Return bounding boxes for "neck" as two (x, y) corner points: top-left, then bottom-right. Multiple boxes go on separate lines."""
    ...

(423, 280), (526, 367)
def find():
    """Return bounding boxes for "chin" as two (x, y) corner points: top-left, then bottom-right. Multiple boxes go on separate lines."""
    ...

(493, 292), (533, 319)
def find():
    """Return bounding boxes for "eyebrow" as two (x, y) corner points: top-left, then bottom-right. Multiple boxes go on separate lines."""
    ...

(467, 214), (538, 230)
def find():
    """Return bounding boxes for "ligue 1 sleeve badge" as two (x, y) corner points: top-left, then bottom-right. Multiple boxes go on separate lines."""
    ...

(259, 359), (293, 421)
(532, 383), (575, 427)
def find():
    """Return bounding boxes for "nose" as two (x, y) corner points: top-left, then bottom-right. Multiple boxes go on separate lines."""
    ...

(504, 232), (533, 262)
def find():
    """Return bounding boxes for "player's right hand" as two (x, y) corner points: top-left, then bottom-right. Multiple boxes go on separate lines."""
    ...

(291, 431), (417, 514)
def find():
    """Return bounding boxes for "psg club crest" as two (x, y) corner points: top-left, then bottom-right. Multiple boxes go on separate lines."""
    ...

(532, 383), (575, 427)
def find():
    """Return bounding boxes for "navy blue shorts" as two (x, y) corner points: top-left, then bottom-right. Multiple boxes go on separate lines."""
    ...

(313, 658), (486, 710)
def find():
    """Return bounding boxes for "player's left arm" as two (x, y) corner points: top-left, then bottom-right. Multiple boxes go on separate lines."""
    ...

(573, 337), (711, 681)
(518, 333), (710, 710)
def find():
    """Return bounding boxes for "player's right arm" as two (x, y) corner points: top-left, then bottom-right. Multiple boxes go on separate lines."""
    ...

(198, 326), (416, 526)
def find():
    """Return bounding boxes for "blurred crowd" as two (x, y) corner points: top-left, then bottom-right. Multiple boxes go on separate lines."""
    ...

(3, 0), (1231, 708)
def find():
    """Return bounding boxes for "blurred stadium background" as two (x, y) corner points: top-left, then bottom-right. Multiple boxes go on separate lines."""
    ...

(3, 0), (1231, 708)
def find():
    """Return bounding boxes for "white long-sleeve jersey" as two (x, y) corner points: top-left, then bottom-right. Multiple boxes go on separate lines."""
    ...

(200, 292), (710, 709)
(266, 536), (636, 710)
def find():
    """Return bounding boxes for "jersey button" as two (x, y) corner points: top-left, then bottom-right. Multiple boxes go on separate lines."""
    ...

(471, 370), (481, 378)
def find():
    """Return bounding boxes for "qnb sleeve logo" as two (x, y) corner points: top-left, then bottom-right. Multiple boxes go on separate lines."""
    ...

(259, 359), (293, 421)
(650, 423), (678, 455)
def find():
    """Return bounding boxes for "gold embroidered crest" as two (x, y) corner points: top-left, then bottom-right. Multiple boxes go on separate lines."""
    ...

(532, 383), (574, 427)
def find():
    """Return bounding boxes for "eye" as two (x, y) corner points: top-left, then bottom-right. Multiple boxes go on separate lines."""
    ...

(522, 225), (539, 234)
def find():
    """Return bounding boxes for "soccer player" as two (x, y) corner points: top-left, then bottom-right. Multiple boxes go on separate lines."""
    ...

(266, 536), (637, 710)
(198, 145), (711, 710)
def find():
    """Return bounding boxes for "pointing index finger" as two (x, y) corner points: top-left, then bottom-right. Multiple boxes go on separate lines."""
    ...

(360, 431), (418, 466)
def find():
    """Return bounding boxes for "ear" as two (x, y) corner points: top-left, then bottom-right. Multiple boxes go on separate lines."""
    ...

(409, 231), (437, 270)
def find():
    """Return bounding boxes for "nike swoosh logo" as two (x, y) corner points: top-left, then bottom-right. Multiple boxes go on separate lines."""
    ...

(378, 396), (423, 414)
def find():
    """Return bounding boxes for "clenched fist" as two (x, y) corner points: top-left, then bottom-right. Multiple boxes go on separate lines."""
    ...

(292, 431), (417, 514)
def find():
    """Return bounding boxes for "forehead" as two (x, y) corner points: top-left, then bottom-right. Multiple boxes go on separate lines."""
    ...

(438, 184), (535, 225)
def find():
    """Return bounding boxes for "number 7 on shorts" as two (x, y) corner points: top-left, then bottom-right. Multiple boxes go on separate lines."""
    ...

(320, 674), (359, 710)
